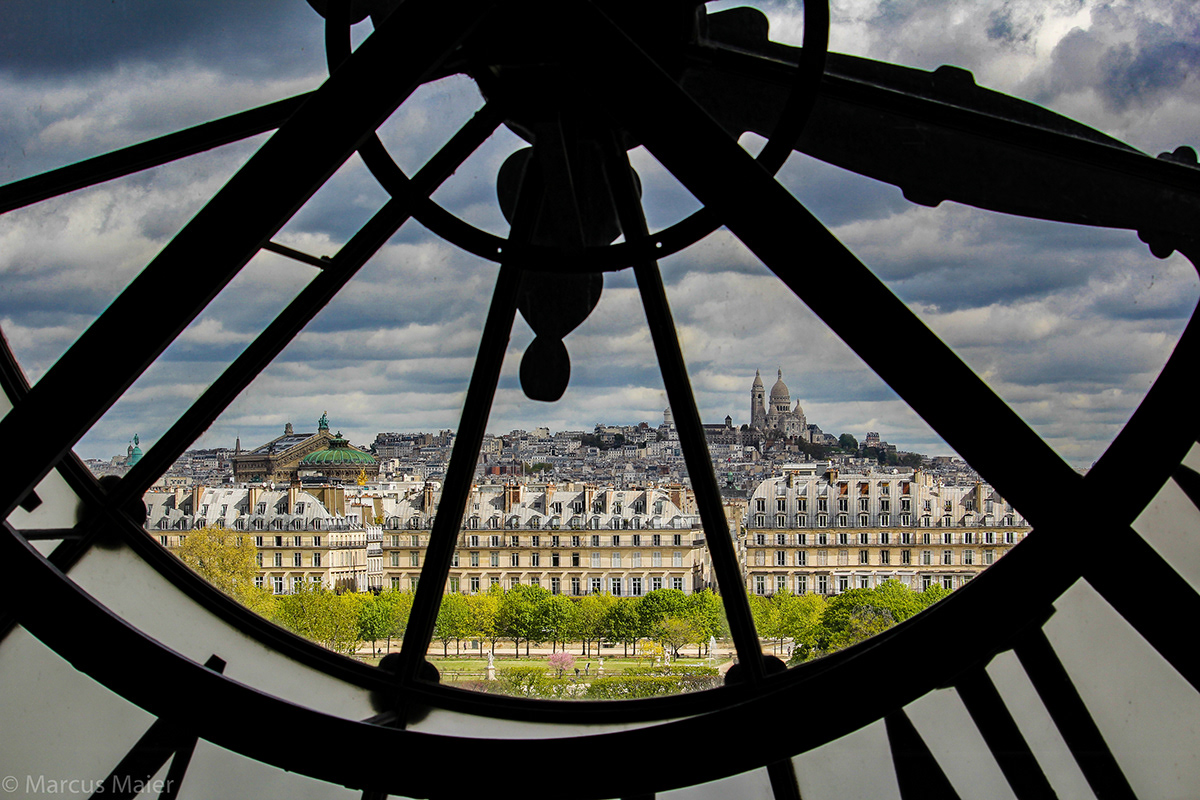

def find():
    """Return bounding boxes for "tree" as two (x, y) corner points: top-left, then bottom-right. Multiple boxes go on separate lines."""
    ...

(500, 584), (549, 656)
(469, 585), (504, 655)
(174, 526), (260, 604)
(379, 588), (414, 651)
(777, 591), (826, 661)
(434, 593), (472, 656)
(605, 597), (642, 656)
(547, 650), (575, 678)
(575, 592), (616, 656)
(838, 433), (859, 451)
(273, 584), (361, 655)
(536, 593), (576, 653)
(638, 588), (687, 632)
(656, 616), (696, 659)
(684, 589), (726, 656)
(355, 593), (393, 655)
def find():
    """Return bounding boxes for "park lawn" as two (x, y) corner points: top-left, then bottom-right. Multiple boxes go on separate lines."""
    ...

(429, 655), (719, 682)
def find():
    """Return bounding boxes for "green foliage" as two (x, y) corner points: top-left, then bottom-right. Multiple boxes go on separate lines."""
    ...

(838, 433), (859, 451)
(826, 606), (896, 651)
(500, 583), (550, 655)
(655, 616), (697, 658)
(638, 588), (687, 631)
(604, 596), (643, 654)
(585, 676), (681, 699)
(623, 665), (718, 678)
(174, 526), (259, 604)
(496, 666), (552, 696)
(468, 586), (503, 649)
(536, 593), (576, 649)
(355, 592), (393, 649)
(574, 592), (617, 653)
(273, 583), (361, 655)
(434, 592), (472, 655)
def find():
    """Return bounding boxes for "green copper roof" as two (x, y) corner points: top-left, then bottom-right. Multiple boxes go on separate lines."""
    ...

(300, 434), (375, 466)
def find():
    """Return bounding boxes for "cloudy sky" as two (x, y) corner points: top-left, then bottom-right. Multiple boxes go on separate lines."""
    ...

(0, 0), (1197, 471)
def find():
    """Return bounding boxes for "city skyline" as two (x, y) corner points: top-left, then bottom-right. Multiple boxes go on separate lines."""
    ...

(2, 1), (1197, 468)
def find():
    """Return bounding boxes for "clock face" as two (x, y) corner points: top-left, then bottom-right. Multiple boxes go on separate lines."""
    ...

(3, 2), (1200, 798)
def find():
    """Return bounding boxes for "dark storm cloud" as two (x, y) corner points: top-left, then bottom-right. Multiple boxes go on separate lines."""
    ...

(0, 1), (326, 79)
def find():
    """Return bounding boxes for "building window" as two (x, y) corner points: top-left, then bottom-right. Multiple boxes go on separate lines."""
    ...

(776, 575), (787, 594)
(754, 549), (766, 566)
(859, 575), (871, 589)
(490, 577), (500, 587)
(411, 551), (421, 567)
(672, 577), (684, 591)
(490, 552), (500, 567)
(879, 549), (890, 564)
(632, 534), (641, 547)
(551, 577), (561, 595)
(391, 552), (400, 567)
(837, 550), (849, 566)
(449, 577), (460, 593)
(1005, 531), (1016, 544)
(673, 551), (683, 567)
(651, 577), (663, 591)
(879, 531), (890, 545)
(531, 552), (541, 567)
(272, 576), (283, 594)
(510, 552), (520, 567)
(652, 534), (661, 546)
(963, 531), (974, 544)
(838, 532), (849, 545)
(673, 534), (682, 546)
(652, 551), (662, 567)
(591, 534), (600, 547)
(611, 552), (622, 568)
(942, 550), (953, 565)
(610, 577), (623, 596)
(273, 553), (282, 567)
(942, 532), (954, 544)
(776, 533), (787, 546)
(591, 552), (602, 568)
(590, 577), (602, 594)
(921, 550), (932, 565)
(256, 552), (263, 567)
(858, 532), (870, 545)
(838, 576), (849, 593)
(984, 549), (995, 565)
(796, 550), (807, 566)
(901, 549), (911, 564)
(755, 575), (767, 595)
(470, 551), (480, 567)
(254, 576), (264, 589)
(470, 576), (480, 593)
(571, 577), (581, 596)
(452, 552), (460, 567)
(631, 577), (643, 596)
(796, 575), (807, 593)
(293, 552), (302, 567)
(859, 549), (869, 564)
(817, 575), (828, 594)
(963, 549), (974, 565)
(776, 550), (787, 566)
(943, 575), (954, 590)
(632, 551), (642, 567)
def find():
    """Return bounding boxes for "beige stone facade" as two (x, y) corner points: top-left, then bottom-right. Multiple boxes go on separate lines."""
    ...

(741, 464), (1031, 596)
